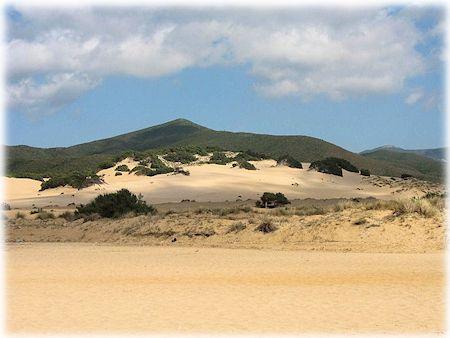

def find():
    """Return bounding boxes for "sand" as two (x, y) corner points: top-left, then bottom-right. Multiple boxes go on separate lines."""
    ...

(3, 159), (435, 208)
(6, 243), (444, 334)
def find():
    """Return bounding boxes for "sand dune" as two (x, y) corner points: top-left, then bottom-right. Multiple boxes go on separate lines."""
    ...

(3, 159), (434, 208)
(6, 243), (444, 334)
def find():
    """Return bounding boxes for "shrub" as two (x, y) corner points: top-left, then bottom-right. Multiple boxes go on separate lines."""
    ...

(174, 167), (190, 176)
(115, 164), (129, 172)
(255, 220), (277, 233)
(401, 173), (413, 179)
(234, 150), (268, 162)
(209, 152), (232, 165)
(238, 161), (256, 170)
(59, 211), (76, 221)
(75, 189), (156, 218)
(360, 169), (370, 177)
(40, 172), (103, 191)
(15, 212), (25, 219)
(2, 203), (11, 210)
(309, 157), (358, 176)
(309, 160), (342, 177)
(277, 155), (303, 169)
(256, 192), (290, 208)
(115, 172), (122, 176)
(98, 160), (116, 170)
(226, 222), (246, 234)
(393, 198), (437, 218)
(164, 151), (196, 164)
(36, 211), (55, 220)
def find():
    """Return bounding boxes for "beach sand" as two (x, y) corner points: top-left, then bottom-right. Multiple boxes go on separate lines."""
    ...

(6, 243), (444, 334)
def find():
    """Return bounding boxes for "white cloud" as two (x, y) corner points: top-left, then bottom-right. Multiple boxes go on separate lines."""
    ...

(6, 7), (441, 115)
(405, 88), (424, 105)
(7, 73), (99, 116)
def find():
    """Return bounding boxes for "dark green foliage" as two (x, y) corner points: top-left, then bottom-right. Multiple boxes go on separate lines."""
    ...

(209, 152), (232, 165)
(238, 161), (256, 170)
(360, 169), (371, 176)
(401, 173), (413, 179)
(309, 160), (343, 177)
(326, 157), (359, 172)
(256, 192), (290, 208)
(309, 157), (358, 177)
(98, 160), (116, 170)
(115, 164), (129, 172)
(277, 154), (303, 168)
(75, 189), (156, 218)
(40, 172), (103, 191)
(163, 150), (196, 163)
(234, 150), (268, 161)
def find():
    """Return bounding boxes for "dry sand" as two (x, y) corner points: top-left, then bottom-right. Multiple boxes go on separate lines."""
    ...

(3, 159), (438, 208)
(6, 243), (444, 334)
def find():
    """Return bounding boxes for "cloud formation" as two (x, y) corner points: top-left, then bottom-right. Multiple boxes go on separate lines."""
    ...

(6, 7), (443, 115)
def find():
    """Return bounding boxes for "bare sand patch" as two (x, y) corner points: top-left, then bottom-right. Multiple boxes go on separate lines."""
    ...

(6, 243), (444, 334)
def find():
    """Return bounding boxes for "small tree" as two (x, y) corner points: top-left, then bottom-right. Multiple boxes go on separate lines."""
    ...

(256, 192), (290, 208)
(360, 169), (370, 177)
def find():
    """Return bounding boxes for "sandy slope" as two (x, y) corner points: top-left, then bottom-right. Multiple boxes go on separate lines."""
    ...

(6, 243), (444, 334)
(3, 159), (433, 208)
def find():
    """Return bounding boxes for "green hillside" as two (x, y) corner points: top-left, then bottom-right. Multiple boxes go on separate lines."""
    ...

(361, 149), (444, 182)
(6, 119), (444, 182)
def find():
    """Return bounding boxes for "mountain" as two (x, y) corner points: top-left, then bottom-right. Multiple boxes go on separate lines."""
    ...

(361, 145), (446, 162)
(6, 118), (444, 182)
(361, 149), (443, 182)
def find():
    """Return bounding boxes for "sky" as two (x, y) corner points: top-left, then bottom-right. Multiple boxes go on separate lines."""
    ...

(5, 5), (446, 152)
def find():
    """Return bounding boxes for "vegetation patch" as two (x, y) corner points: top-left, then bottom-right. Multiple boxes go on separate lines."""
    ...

(255, 220), (277, 233)
(238, 161), (256, 170)
(277, 155), (303, 169)
(360, 168), (370, 176)
(309, 157), (358, 177)
(209, 152), (233, 165)
(226, 222), (246, 234)
(40, 172), (104, 191)
(163, 150), (196, 164)
(115, 164), (129, 172)
(256, 192), (290, 208)
(75, 189), (156, 218)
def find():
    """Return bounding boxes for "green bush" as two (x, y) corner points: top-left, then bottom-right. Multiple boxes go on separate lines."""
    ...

(115, 164), (129, 172)
(238, 161), (256, 170)
(360, 169), (370, 176)
(277, 155), (303, 169)
(256, 192), (290, 208)
(40, 172), (103, 191)
(75, 189), (156, 218)
(309, 160), (342, 176)
(164, 151), (196, 164)
(98, 160), (116, 170)
(234, 150), (268, 162)
(310, 157), (359, 176)
(209, 152), (232, 165)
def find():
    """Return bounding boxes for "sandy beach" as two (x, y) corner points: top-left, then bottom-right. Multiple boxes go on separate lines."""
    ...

(6, 243), (444, 334)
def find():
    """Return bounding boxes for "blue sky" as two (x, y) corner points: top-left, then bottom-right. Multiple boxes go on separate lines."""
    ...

(5, 6), (446, 152)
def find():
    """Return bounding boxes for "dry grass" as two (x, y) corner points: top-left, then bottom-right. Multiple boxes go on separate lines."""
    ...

(226, 222), (246, 234)
(36, 211), (55, 220)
